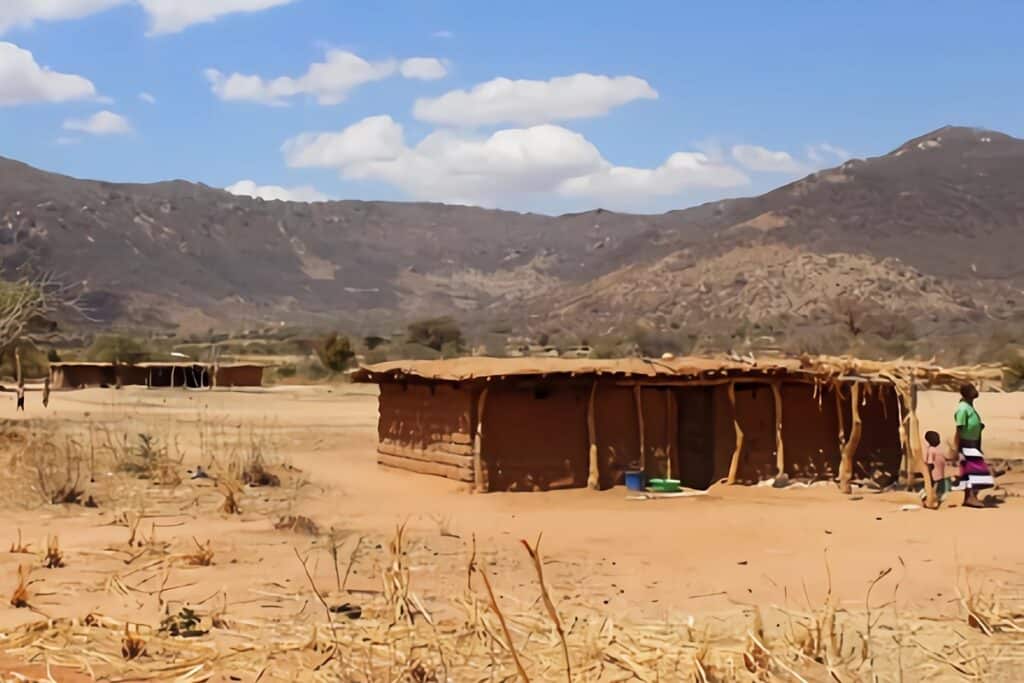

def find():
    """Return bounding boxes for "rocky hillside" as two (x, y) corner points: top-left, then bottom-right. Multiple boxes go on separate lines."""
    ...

(1, 126), (1021, 345)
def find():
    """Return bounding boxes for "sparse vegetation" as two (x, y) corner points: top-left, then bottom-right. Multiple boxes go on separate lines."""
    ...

(9, 564), (32, 608)
(85, 334), (153, 363)
(407, 317), (463, 353)
(316, 332), (355, 372)
(43, 535), (65, 568)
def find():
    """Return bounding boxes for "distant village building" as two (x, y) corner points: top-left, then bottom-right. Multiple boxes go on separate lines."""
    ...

(49, 362), (264, 390)
(354, 356), (994, 505)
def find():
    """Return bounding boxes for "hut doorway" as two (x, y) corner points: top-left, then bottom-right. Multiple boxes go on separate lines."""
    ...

(733, 383), (777, 483)
(677, 387), (716, 489)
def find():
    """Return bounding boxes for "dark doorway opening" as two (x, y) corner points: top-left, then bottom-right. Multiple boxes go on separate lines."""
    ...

(677, 387), (716, 489)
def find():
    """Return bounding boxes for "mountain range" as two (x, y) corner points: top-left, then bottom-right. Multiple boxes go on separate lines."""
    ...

(1, 125), (1022, 350)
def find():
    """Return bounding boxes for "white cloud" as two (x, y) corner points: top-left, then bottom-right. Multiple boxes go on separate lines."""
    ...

(63, 110), (132, 135)
(558, 153), (750, 201)
(731, 144), (808, 174)
(400, 57), (447, 81)
(139, 0), (297, 36)
(205, 49), (438, 106)
(138, 91), (156, 104)
(283, 115), (407, 168)
(431, 30), (453, 39)
(55, 136), (79, 145)
(0, 41), (97, 105)
(806, 142), (851, 164)
(226, 179), (327, 203)
(283, 115), (749, 209)
(0, 0), (129, 34)
(413, 73), (658, 127)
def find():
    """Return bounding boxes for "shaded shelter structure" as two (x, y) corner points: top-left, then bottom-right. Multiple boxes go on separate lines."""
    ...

(49, 362), (264, 390)
(354, 356), (1001, 507)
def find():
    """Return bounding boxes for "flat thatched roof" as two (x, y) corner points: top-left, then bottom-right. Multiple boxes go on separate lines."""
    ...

(352, 354), (1005, 390)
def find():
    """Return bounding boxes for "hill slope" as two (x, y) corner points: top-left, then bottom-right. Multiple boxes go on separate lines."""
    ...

(1, 126), (1021, 343)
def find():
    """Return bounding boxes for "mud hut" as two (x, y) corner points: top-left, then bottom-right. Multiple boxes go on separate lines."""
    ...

(214, 364), (265, 388)
(48, 362), (118, 389)
(354, 356), (1000, 506)
(49, 362), (264, 389)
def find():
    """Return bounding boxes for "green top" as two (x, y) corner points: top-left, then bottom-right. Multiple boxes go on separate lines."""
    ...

(954, 400), (983, 442)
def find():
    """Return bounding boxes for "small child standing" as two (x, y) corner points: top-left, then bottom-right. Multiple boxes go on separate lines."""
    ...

(923, 431), (952, 500)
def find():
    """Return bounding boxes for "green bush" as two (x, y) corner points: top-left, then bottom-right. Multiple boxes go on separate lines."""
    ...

(407, 317), (463, 352)
(86, 335), (151, 363)
(316, 333), (355, 372)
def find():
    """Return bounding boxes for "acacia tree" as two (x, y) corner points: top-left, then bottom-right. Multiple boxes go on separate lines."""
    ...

(0, 272), (86, 384)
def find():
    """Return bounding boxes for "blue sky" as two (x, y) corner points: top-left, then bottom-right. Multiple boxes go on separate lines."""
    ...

(1, 0), (1021, 214)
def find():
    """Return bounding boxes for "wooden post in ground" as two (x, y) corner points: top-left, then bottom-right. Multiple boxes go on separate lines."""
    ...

(839, 382), (863, 494)
(633, 384), (646, 475)
(771, 380), (785, 478)
(473, 386), (490, 493)
(726, 382), (745, 484)
(15, 347), (23, 388)
(586, 381), (600, 490)
(906, 383), (937, 508)
(666, 389), (679, 481)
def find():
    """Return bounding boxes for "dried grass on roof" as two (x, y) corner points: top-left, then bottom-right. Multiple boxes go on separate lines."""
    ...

(354, 353), (1006, 390)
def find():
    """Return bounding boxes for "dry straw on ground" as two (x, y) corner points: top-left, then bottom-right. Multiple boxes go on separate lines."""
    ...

(2, 528), (1023, 681)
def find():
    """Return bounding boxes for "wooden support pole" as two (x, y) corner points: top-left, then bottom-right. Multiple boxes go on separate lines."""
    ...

(586, 380), (599, 490)
(633, 384), (646, 474)
(771, 380), (785, 478)
(14, 347), (23, 388)
(906, 383), (937, 508)
(726, 382), (744, 485)
(473, 387), (490, 493)
(839, 382), (863, 494)
(666, 389), (678, 481)
(834, 384), (846, 457)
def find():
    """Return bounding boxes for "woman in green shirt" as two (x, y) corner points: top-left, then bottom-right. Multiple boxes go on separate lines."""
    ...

(952, 383), (994, 508)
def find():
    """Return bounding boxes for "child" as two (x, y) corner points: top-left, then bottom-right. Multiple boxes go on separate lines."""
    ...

(923, 430), (952, 500)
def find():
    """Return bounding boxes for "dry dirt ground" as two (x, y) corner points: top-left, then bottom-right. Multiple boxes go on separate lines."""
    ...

(1, 385), (1023, 681)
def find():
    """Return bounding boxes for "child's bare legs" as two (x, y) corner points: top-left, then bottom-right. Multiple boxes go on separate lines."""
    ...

(964, 488), (983, 507)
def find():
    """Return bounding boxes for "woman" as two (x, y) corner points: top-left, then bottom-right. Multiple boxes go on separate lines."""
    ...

(952, 383), (995, 508)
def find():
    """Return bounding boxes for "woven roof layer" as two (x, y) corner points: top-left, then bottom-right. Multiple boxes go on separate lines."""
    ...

(354, 356), (820, 383)
(352, 355), (1005, 391)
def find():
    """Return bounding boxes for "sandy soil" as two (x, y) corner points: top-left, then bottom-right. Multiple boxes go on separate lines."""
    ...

(1, 385), (1022, 679)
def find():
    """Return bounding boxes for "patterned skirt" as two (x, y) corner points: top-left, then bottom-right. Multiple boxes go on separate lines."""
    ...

(954, 445), (994, 491)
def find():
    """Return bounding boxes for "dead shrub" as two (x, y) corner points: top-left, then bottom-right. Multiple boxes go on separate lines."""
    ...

(9, 528), (31, 553)
(218, 481), (241, 515)
(240, 455), (280, 488)
(26, 434), (87, 505)
(274, 515), (320, 536)
(182, 538), (214, 566)
(121, 624), (146, 660)
(43, 535), (64, 568)
(113, 433), (182, 486)
(10, 564), (32, 608)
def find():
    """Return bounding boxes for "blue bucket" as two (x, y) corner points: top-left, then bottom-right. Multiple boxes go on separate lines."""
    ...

(625, 470), (646, 491)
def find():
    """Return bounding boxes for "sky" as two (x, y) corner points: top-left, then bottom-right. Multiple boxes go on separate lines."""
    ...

(0, 0), (1022, 215)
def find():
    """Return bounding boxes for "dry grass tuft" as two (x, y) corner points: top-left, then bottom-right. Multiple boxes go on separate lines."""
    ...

(10, 564), (32, 608)
(121, 624), (146, 660)
(274, 514), (320, 536)
(182, 538), (214, 566)
(218, 481), (242, 515)
(43, 535), (65, 568)
(9, 528), (31, 553)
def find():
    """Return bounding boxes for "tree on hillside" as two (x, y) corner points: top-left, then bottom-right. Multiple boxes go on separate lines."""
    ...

(407, 317), (463, 353)
(86, 335), (151, 363)
(316, 333), (356, 372)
